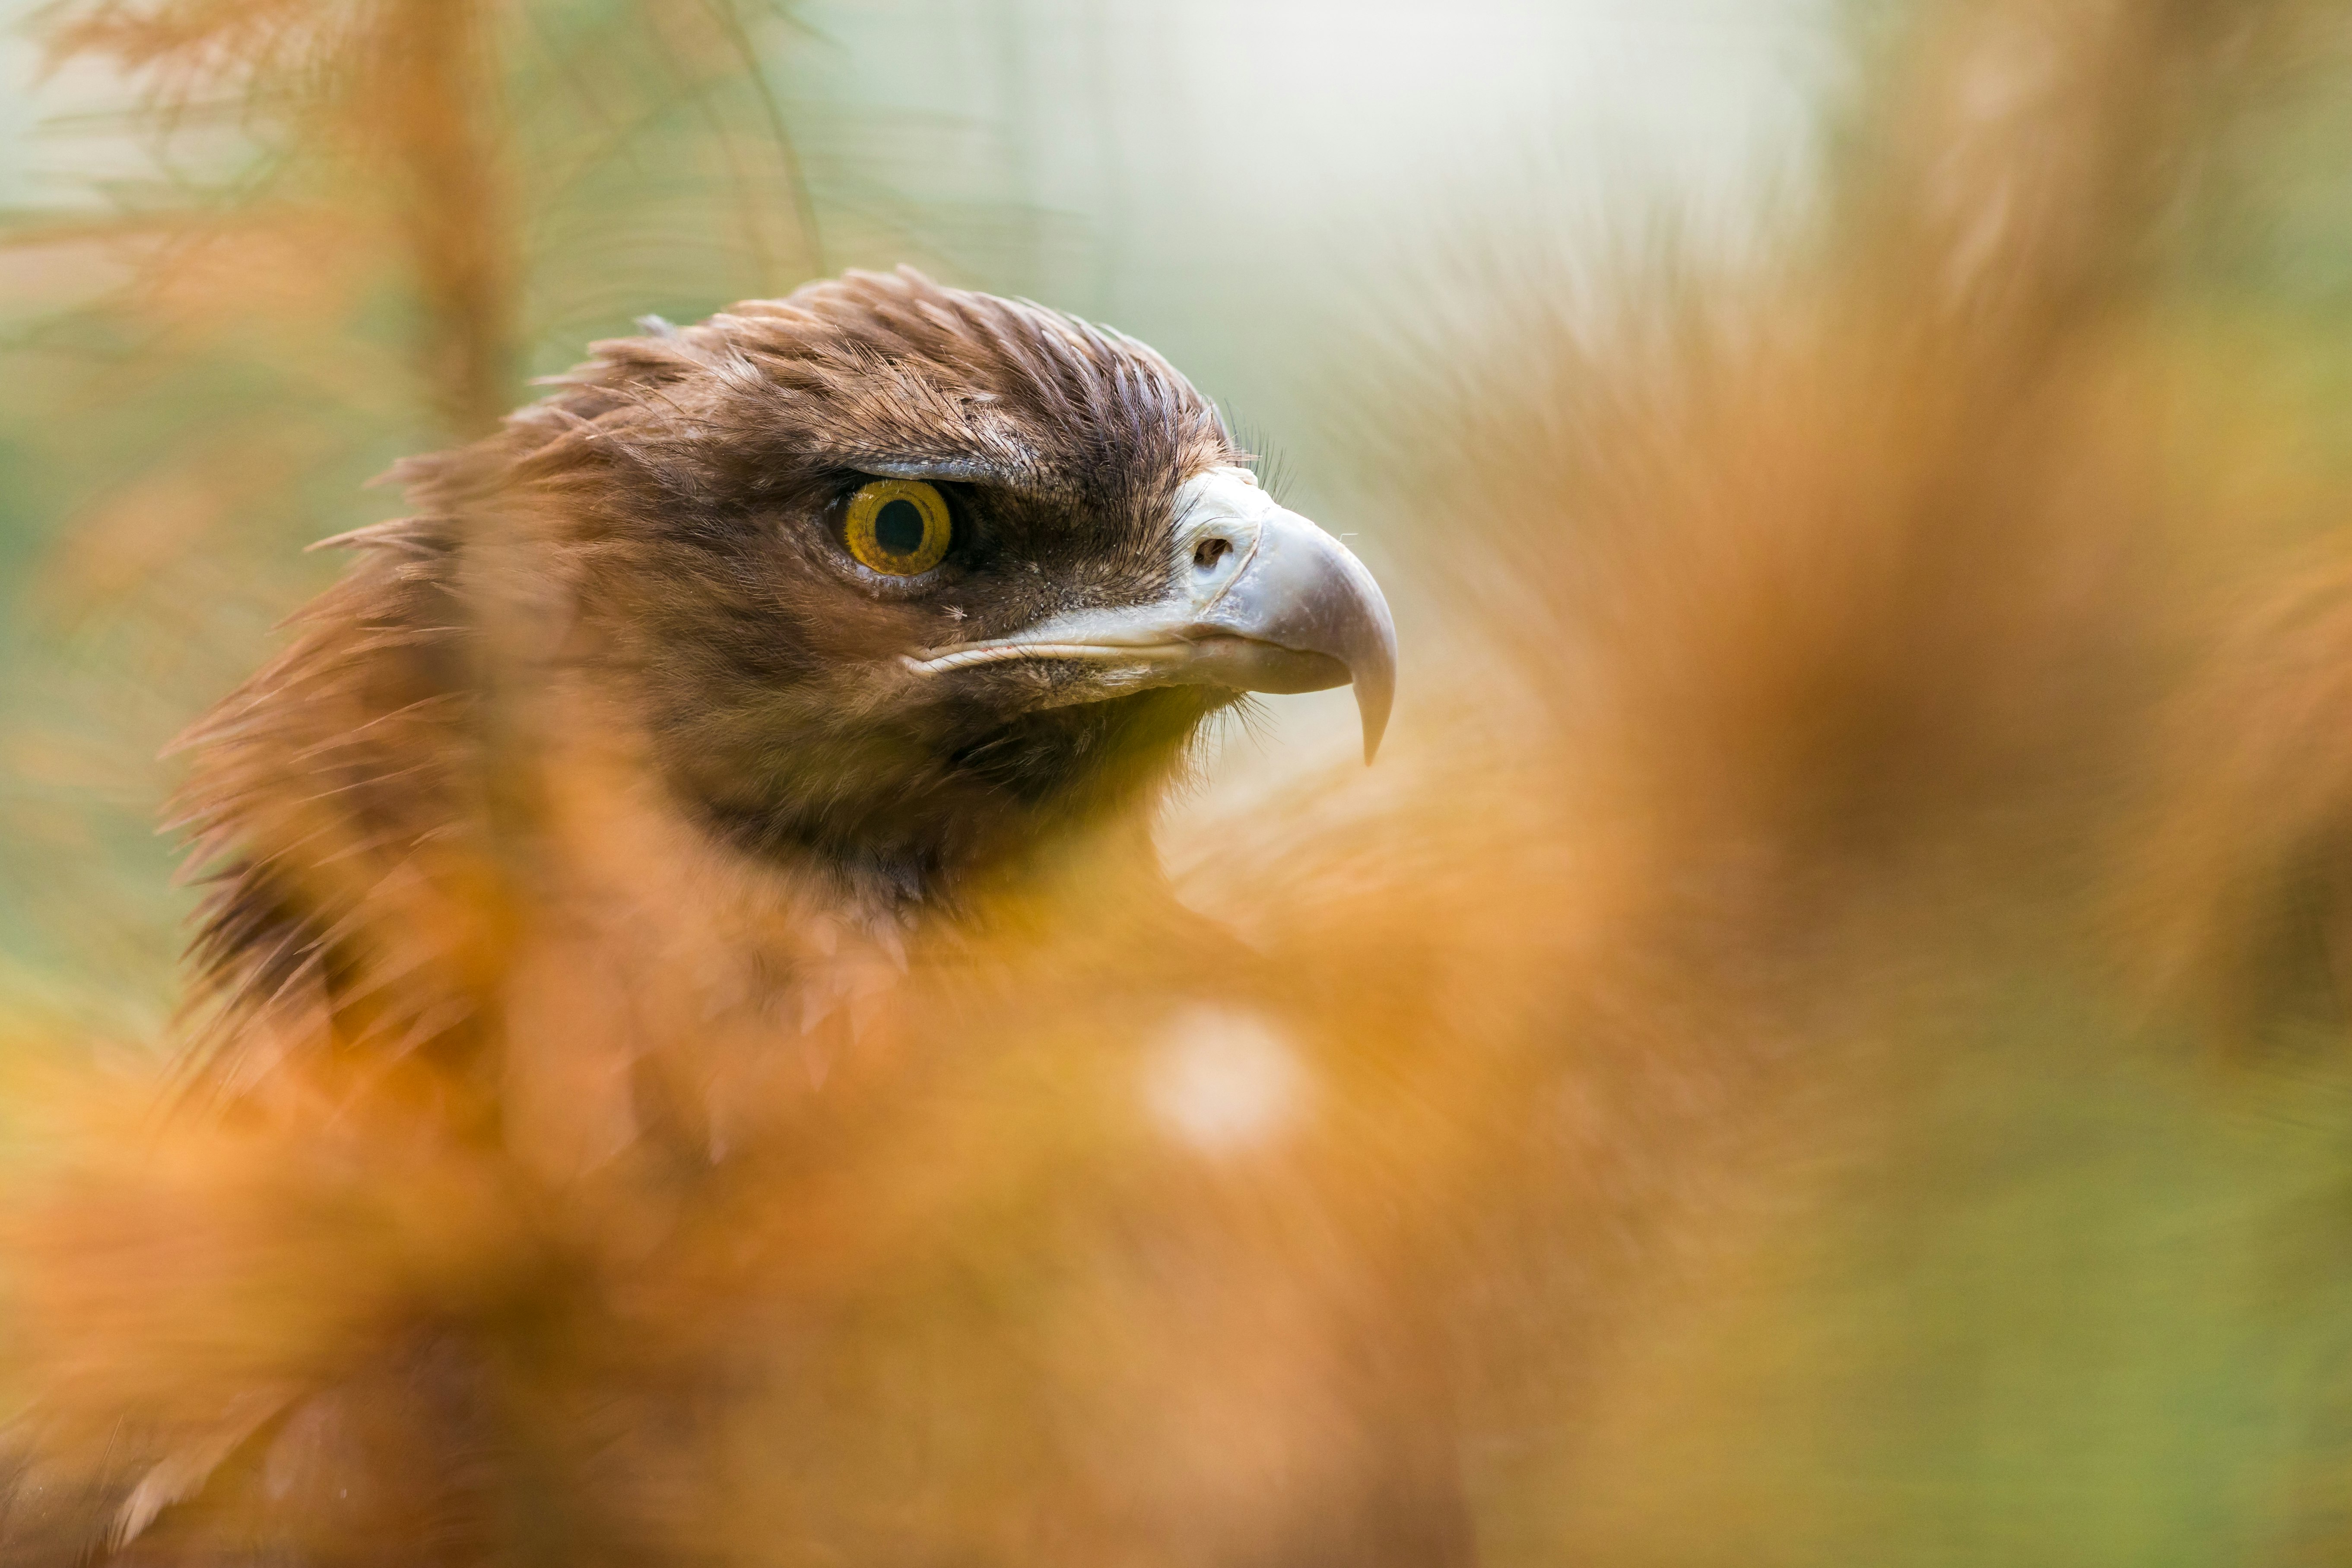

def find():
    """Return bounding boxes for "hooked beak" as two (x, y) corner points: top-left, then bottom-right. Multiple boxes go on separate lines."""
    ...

(901, 467), (1399, 762)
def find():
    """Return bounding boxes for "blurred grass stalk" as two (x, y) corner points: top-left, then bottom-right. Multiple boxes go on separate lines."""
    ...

(14, 0), (2352, 1563)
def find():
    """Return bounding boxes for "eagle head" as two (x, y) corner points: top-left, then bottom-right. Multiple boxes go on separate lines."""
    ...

(486, 267), (1396, 897)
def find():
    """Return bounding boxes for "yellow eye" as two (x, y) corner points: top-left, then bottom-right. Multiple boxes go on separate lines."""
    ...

(844, 479), (952, 576)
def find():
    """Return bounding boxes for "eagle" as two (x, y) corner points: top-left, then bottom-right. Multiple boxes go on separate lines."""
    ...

(0, 268), (1419, 1563)
(165, 265), (1394, 1093)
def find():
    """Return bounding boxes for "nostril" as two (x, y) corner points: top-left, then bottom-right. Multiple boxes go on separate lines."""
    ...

(1193, 537), (1232, 570)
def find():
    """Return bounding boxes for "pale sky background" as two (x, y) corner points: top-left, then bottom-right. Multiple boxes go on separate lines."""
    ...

(2, 0), (1830, 421)
(776, 0), (1828, 392)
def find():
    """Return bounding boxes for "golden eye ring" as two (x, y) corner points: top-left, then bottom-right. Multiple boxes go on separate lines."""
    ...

(844, 479), (952, 576)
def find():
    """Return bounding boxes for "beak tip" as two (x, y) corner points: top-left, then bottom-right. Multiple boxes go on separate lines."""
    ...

(1355, 671), (1393, 766)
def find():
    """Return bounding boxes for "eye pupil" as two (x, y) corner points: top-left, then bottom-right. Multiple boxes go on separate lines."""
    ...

(873, 498), (926, 556)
